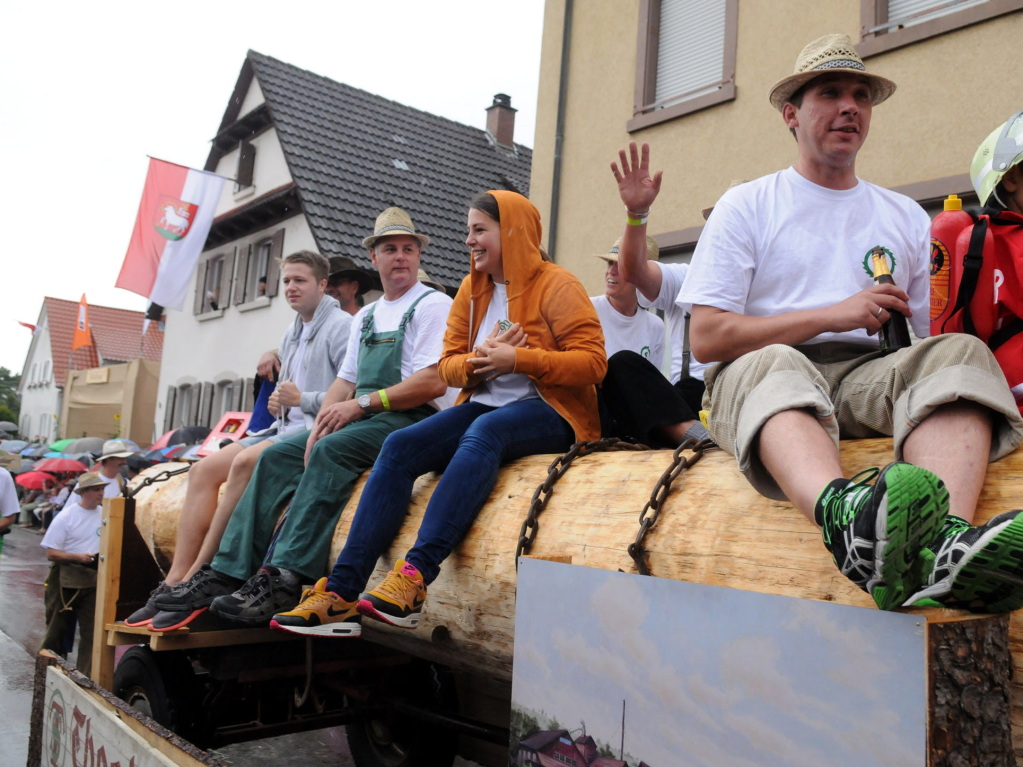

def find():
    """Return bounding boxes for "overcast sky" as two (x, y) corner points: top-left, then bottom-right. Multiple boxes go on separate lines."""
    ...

(0, 0), (544, 374)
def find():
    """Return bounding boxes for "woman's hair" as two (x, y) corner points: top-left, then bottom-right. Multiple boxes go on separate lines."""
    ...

(468, 192), (500, 223)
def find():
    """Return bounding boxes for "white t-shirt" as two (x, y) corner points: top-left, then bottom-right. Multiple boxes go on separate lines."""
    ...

(41, 501), (103, 555)
(471, 283), (539, 407)
(637, 262), (707, 383)
(338, 282), (455, 411)
(65, 471), (122, 509)
(0, 468), (18, 518)
(680, 167), (931, 352)
(590, 294), (665, 371)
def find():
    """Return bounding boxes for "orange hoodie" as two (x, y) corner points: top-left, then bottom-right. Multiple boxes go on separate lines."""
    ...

(438, 190), (607, 442)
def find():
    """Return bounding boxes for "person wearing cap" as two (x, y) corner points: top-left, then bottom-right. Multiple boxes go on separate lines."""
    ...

(151, 207), (452, 629)
(125, 250), (352, 627)
(624, 34), (1023, 614)
(326, 255), (373, 315)
(39, 471), (106, 676)
(973, 110), (1023, 217)
(62, 438), (132, 510)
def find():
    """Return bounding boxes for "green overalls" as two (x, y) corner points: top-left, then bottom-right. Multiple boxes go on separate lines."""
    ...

(213, 292), (439, 582)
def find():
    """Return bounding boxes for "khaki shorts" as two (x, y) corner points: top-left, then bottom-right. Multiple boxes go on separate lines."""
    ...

(703, 335), (1023, 499)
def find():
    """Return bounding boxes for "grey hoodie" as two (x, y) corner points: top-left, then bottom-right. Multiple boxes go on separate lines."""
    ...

(277, 294), (353, 428)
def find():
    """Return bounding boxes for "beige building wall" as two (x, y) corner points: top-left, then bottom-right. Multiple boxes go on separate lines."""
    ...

(532, 0), (1023, 295)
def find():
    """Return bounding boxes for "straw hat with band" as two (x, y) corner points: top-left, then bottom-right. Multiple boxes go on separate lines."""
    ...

(327, 255), (373, 295)
(98, 439), (134, 461)
(594, 235), (659, 263)
(417, 268), (446, 293)
(75, 472), (108, 492)
(769, 33), (896, 111)
(362, 207), (430, 250)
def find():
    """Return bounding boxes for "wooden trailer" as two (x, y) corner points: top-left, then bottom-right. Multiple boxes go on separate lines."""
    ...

(86, 439), (1023, 766)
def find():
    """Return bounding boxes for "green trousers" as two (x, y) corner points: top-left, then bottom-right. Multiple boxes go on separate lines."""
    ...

(212, 406), (434, 582)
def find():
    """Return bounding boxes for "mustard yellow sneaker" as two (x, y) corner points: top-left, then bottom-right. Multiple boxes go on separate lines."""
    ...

(357, 559), (426, 629)
(270, 577), (362, 637)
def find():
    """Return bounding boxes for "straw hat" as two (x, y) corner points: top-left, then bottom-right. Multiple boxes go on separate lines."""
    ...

(768, 33), (896, 111)
(417, 268), (446, 293)
(362, 207), (430, 250)
(595, 235), (659, 263)
(328, 255), (373, 295)
(98, 439), (134, 461)
(75, 472), (108, 492)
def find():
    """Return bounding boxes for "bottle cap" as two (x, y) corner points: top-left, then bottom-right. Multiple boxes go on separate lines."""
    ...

(944, 194), (963, 211)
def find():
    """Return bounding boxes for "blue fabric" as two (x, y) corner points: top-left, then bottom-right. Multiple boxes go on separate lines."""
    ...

(327, 398), (574, 599)
(248, 376), (276, 433)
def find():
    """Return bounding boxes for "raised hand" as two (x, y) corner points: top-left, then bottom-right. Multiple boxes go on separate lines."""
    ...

(610, 141), (663, 213)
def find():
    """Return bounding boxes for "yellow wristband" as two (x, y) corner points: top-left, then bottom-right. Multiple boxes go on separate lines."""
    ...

(626, 214), (648, 226)
(377, 388), (391, 411)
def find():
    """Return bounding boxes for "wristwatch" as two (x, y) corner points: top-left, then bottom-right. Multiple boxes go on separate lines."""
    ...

(357, 393), (373, 417)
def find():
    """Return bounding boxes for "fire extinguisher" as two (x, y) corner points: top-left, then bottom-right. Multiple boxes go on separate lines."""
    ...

(930, 194), (974, 335)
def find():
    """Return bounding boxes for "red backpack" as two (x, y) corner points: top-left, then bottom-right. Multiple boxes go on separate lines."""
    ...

(932, 209), (1023, 412)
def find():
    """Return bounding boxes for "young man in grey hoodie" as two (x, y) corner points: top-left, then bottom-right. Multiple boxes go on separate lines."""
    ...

(127, 250), (352, 628)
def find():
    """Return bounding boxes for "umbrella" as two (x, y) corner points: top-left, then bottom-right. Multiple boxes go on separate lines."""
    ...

(15, 470), (56, 490)
(1, 439), (29, 453)
(49, 438), (75, 452)
(25, 445), (51, 459)
(65, 437), (106, 454)
(34, 457), (88, 473)
(0, 420), (17, 432)
(144, 444), (186, 462)
(43, 451), (74, 459)
(150, 426), (211, 450)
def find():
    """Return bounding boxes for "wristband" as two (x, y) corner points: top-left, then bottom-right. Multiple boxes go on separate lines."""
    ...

(626, 214), (648, 226)
(377, 388), (391, 411)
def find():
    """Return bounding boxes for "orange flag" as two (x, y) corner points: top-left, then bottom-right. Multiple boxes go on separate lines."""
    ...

(71, 294), (93, 351)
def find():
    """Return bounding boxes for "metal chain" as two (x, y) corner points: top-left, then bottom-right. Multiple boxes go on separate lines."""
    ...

(124, 465), (191, 499)
(628, 438), (714, 576)
(515, 438), (649, 565)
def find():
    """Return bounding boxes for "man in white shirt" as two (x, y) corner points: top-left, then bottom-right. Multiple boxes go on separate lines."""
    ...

(40, 471), (106, 676)
(0, 467), (18, 556)
(619, 34), (1023, 613)
(592, 237), (709, 446)
(63, 439), (130, 508)
(155, 207), (452, 628)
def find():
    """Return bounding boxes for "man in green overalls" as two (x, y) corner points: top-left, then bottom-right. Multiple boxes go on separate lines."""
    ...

(155, 208), (453, 626)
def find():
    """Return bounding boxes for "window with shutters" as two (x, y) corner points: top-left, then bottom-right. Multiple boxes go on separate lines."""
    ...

(193, 251), (235, 317)
(629, 0), (738, 132)
(859, 0), (1023, 56)
(235, 228), (284, 307)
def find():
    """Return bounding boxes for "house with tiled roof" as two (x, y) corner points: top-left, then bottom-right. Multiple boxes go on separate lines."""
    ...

(157, 50), (532, 432)
(17, 297), (164, 441)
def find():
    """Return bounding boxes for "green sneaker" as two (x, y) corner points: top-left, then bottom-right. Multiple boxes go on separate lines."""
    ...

(904, 511), (1023, 613)
(816, 462), (949, 611)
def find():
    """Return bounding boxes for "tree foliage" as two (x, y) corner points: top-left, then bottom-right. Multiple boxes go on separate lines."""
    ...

(0, 367), (20, 420)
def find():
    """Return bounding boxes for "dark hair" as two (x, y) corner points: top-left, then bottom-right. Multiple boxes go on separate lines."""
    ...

(469, 192), (500, 223)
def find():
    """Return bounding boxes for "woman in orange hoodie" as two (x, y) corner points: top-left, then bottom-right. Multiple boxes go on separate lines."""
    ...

(272, 191), (606, 636)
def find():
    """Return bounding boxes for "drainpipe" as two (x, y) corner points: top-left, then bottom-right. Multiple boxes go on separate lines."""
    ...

(547, 0), (574, 262)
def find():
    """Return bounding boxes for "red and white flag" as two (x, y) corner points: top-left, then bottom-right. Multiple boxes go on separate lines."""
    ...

(116, 158), (225, 310)
(71, 294), (93, 351)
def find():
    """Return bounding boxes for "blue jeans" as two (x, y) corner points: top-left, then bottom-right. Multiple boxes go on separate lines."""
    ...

(327, 398), (574, 599)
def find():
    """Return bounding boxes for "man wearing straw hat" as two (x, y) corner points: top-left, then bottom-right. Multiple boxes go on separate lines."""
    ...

(618, 34), (1023, 614)
(62, 438), (133, 509)
(154, 207), (452, 628)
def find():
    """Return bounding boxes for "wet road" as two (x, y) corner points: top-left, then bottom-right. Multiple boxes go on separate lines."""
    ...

(0, 525), (485, 766)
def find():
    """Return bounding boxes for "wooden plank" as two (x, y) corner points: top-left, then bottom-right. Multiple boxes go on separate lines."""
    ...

(92, 496), (126, 691)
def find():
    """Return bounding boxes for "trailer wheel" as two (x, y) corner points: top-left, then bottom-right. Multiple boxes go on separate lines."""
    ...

(346, 660), (459, 767)
(113, 646), (196, 736)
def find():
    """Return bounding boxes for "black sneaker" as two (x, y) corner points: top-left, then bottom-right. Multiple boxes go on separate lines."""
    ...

(148, 607), (208, 632)
(123, 582), (172, 627)
(904, 512), (1023, 613)
(815, 462), (949, 611)
(209, 566), (302, 626)
(153, 564), (243, 612)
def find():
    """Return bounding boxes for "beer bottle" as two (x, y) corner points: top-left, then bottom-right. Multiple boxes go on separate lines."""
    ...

(871, 249), (912, 354)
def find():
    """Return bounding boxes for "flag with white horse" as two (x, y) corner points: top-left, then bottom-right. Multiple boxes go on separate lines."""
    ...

(116, 158), (225, 310)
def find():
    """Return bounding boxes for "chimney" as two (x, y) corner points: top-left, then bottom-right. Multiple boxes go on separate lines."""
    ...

(486, 93), (516, 148)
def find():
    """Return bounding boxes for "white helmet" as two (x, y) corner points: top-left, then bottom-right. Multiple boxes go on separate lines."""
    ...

(971, 109), (1023, 207)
